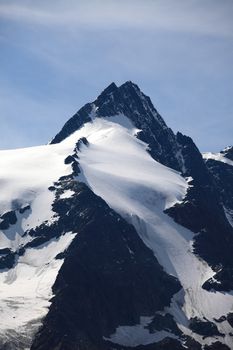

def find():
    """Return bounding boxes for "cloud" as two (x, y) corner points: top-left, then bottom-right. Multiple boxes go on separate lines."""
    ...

(0, 0), (232, 38)
(1, 0), (232, 81)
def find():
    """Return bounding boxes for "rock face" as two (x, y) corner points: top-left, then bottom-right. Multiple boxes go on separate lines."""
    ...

(0, 210), (17, 230)
(200, 150), (233, 290)
(51, 82), (181, 171)
(166, 135), (233, 290)
(205, 156), (233, 221)
(189, 317), (223, 338)
(0, 81), (232, 350)
(31, 174), (181, 350)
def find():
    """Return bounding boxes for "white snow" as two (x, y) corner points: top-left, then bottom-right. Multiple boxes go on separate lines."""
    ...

(0, 143), (73, 232)
(77, 117), (187, 212)
(0, 231), (75, 345)
(203, 152), (233, 166)
(0, 139), (78, 346)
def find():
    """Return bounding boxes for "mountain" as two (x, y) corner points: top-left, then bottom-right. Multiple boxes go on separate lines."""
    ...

(0, 81), (232, 350)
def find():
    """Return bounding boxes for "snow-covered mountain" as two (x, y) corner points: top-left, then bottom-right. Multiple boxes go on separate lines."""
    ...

(0, 81), (233, 350)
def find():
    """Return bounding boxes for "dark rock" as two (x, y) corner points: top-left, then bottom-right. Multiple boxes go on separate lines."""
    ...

(0, 210), (17, 230)
(71, 161), (80, 175)
(48, 185), (56, 191)
(18, 247), (26, 256)
(166, 133), (233, 291)
(19, 205), (31, 214)
(146, 313), (181, 336)
(205, 159), (233, 216)
(64, 155), (75, 164)
(0, 251), (16, 269)
(0, 248), (12, 255)
(213, 316), (227, 323)
(55, 251), (67, 260)
(189, 317), (223, 338)
(115, 82), (181, 171)
(227, 313), (233, 328)
(202, 268), (233, 292)
(203, 341), (230, 350)
(75, 137), (89, 151)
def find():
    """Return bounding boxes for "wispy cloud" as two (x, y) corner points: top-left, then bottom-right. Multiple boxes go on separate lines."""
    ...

(0, 0), (232, 38)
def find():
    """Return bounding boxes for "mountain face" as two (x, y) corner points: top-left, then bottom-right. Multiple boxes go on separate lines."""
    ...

(51, 82), (181, 171)
(0, 82), (232, 350)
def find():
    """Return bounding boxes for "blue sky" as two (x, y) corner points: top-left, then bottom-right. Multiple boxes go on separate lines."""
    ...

(0, 0), (232, 151)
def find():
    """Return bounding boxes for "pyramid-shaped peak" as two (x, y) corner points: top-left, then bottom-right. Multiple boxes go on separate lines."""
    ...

(51, 81), (167, 144)
(96, 81), (140, 100)
(93, 80), (162, 121)
(97, 81), (141, 101)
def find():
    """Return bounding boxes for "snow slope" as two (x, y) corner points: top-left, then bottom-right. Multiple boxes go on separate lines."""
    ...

(0, 232), (75, 347)
(0, 143), (72, 228)
(0, 142), (77, 346)
(74, 116), (233, 347)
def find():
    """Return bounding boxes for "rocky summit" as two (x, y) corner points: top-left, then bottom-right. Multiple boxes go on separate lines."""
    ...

(0, 82), (233, 350)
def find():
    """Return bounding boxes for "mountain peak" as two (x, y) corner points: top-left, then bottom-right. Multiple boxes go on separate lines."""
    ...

(51, 81), (169, 149)
(95, 81), (140, 108)
(51, 80), (183, 172)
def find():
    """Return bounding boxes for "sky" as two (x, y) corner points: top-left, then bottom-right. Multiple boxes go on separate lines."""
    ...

(0, 0), (232, 152)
